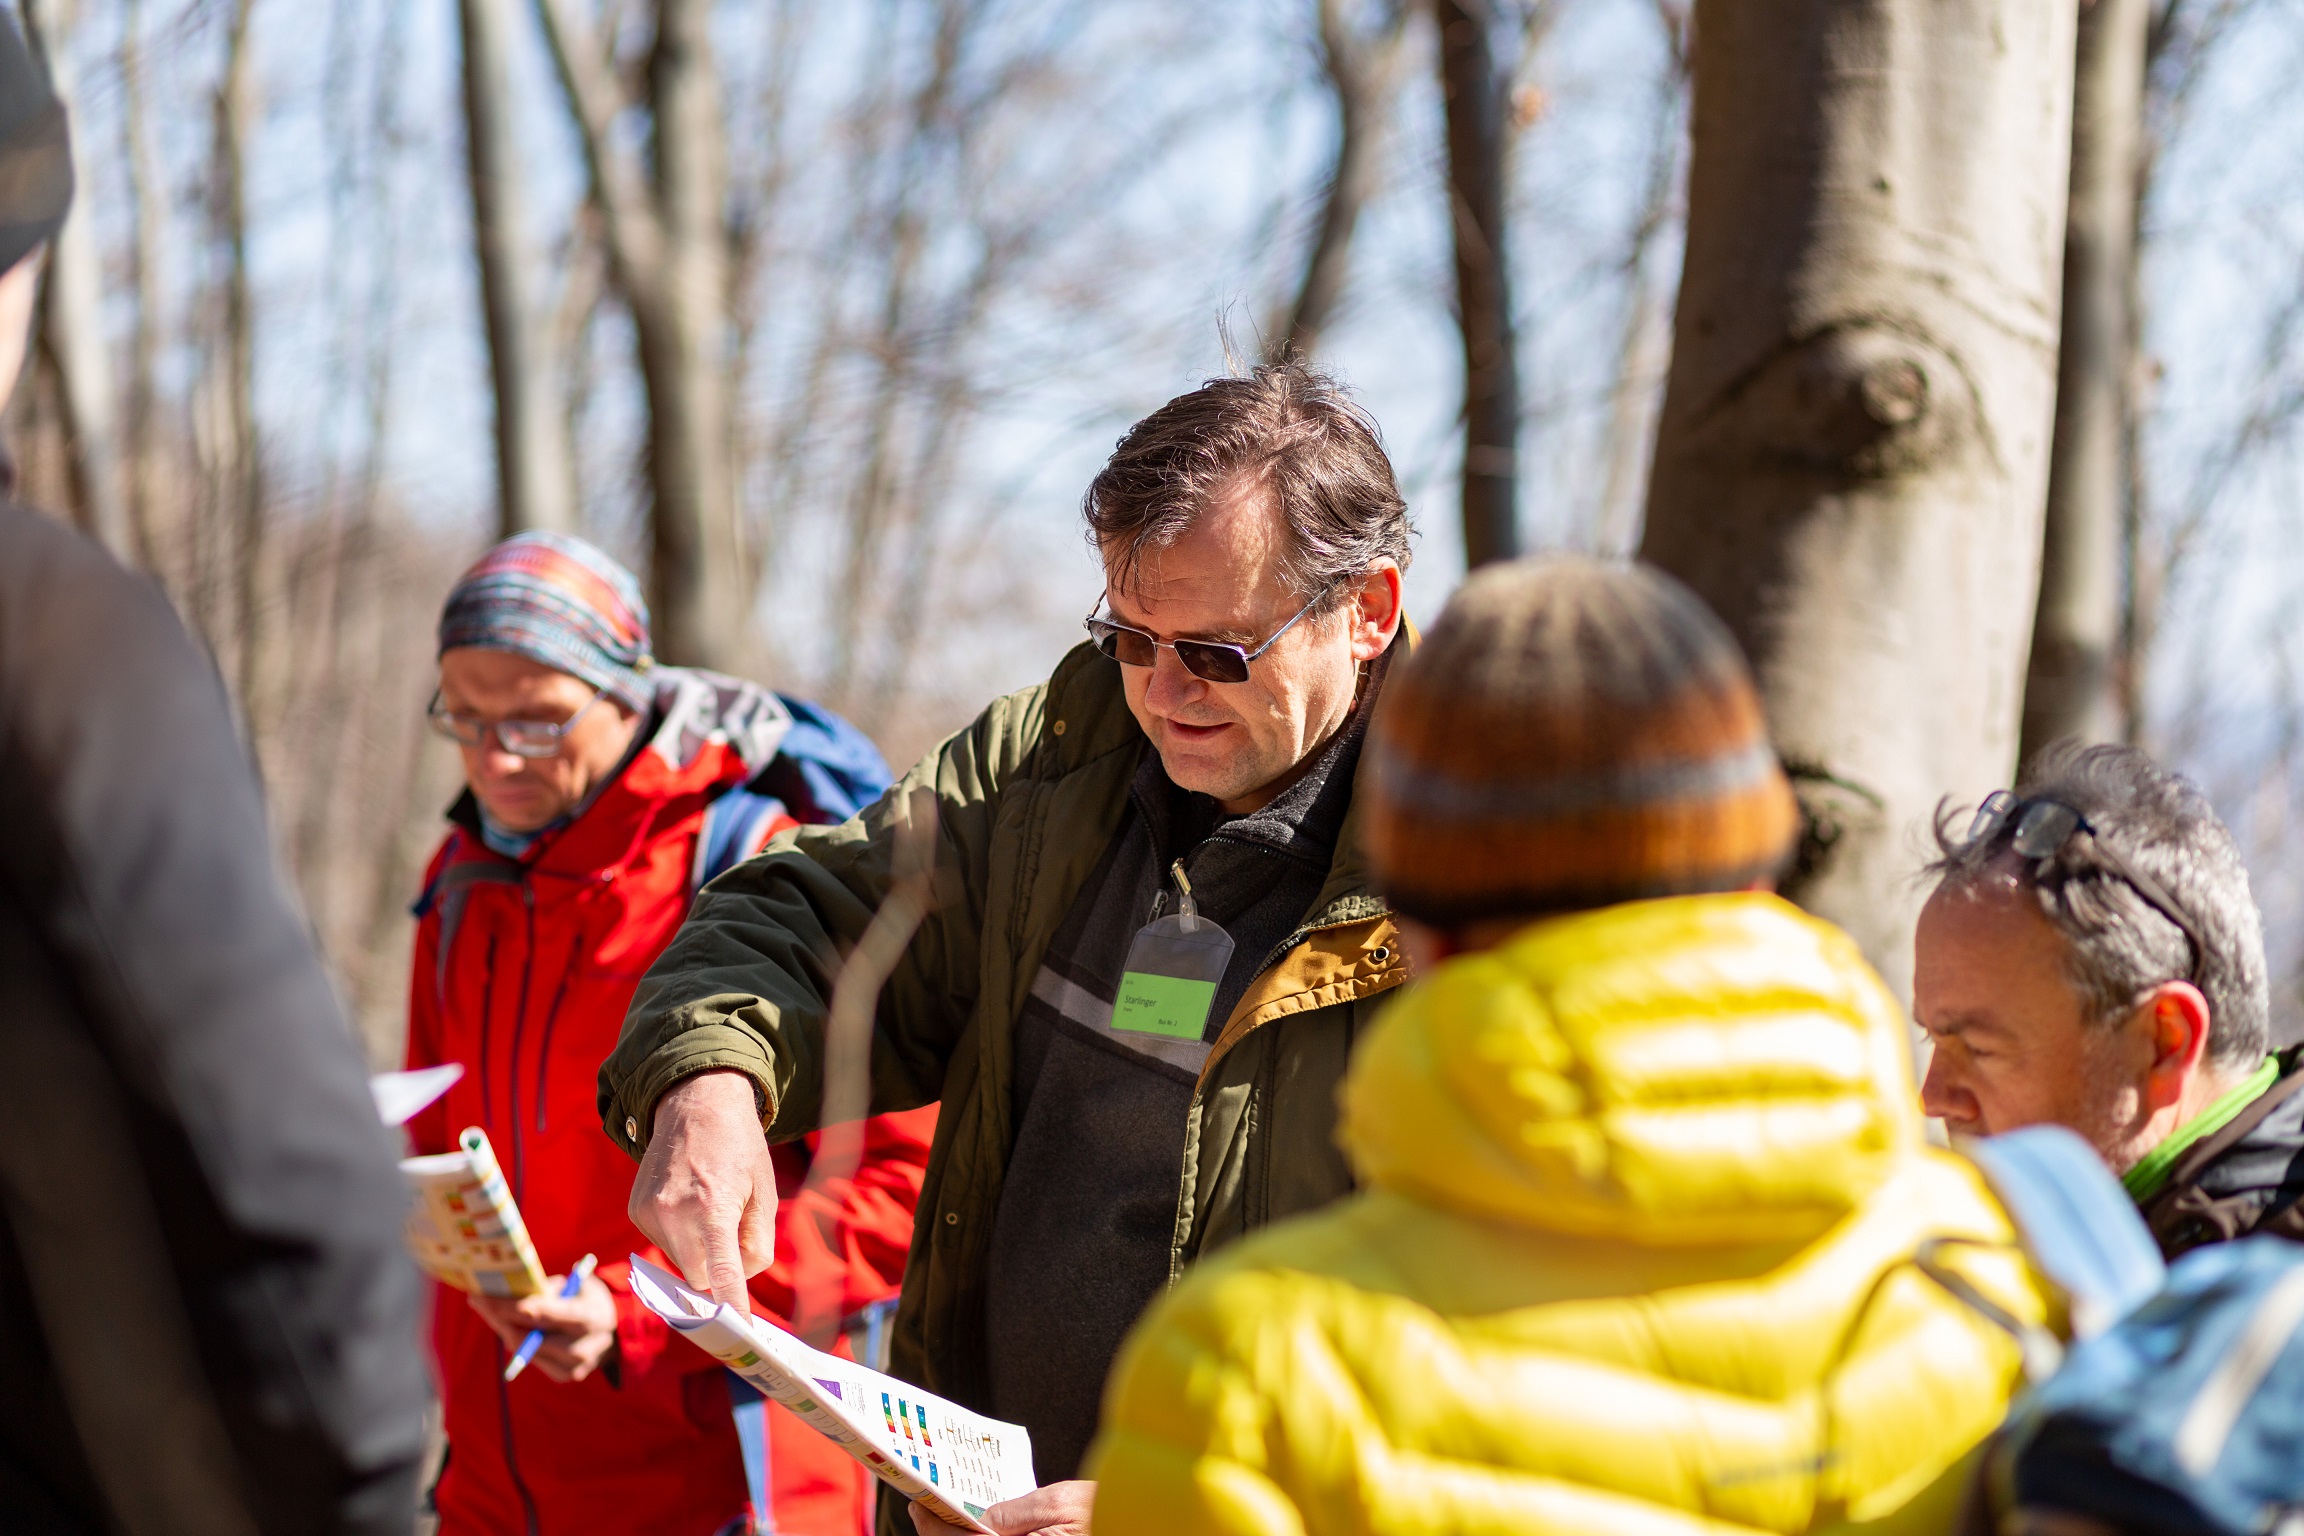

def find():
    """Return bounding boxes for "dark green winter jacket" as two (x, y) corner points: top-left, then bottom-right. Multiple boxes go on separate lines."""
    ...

(598, 639), (1411, 1406)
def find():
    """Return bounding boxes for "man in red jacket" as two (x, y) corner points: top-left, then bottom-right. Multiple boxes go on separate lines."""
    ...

(405, 532), (934, 1535)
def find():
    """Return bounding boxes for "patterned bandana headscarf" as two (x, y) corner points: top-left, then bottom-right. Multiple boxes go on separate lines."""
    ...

(437, 532), (655, 710)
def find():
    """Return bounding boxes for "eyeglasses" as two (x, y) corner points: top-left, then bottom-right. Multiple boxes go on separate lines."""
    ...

(1963, 790), (2204, 981)
(1084, 584), (1336, 685)
(427, 684), (611, 760)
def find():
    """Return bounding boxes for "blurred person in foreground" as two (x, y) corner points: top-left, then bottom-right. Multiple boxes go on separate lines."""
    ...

(405, 531), (933, 1534)
(599, 362), (1414, 1536)
(1914, 742), (2297, 1260)
(1087, 556), (2054, 1536)
(0, 17), (426, 1534)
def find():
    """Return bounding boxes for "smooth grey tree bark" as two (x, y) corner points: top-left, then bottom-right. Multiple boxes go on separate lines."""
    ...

(1640, 0), (2078, 995)
(22, 0), (129, 559)
(461, 0), (577, 538)
(1267, 0), (1409, 363)
(1435, 0), (1520, 568)
(535, 0), (744, 671)
(2021, 0), (2149, 764)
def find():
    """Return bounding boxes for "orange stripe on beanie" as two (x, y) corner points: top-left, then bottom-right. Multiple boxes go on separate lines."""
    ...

(1369, 555), (1797, 926)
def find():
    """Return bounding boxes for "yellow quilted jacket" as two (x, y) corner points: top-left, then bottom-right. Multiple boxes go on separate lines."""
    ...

(1086, 893), (2053, 1536)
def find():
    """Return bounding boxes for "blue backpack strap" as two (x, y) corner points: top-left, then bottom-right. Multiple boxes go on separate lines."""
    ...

(693, 788), (793, 895)
(726, 1371), (772, 1534)
(753, 695), (892, 826)
(692, 698), (891, 900)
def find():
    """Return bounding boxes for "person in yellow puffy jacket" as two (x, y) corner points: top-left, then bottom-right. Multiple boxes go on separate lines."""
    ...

(1085, 555), (2056, 1536)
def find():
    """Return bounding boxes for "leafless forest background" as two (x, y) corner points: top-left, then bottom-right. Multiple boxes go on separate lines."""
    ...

(12, 0), (2304, 1059)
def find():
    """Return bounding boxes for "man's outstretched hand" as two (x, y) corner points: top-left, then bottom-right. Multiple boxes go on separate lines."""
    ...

(911, 1481), (1093, 1536)
(626, 1069), (779, 1309)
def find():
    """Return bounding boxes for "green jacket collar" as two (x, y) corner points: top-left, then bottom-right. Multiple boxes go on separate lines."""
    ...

(2124, 1054), (2282, 1203)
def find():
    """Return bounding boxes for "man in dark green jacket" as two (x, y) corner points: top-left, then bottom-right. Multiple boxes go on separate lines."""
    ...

(599, 362), (1413, 1531)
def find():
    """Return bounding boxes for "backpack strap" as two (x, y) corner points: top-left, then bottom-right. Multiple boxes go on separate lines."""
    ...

(725, 1370), (773, 1534)
(1967, 1122), (2168, 1338)
(692, 696), (890, 898)
(2141, 1057), (2304, 1258)
(751, 695), (892, 825)
(692, 787), (795, 898)
(425, 838), (526, 1008)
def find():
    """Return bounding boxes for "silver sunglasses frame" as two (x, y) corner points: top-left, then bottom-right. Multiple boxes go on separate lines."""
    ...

(1083, 582), (1338, 684)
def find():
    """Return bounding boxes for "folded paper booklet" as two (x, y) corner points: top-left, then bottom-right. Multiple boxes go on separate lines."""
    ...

(628, 1255), (1036, 1532)
(400, 1127), (548, 1299)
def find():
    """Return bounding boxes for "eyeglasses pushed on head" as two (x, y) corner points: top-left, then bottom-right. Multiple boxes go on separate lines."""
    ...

(1962, 789), (2205, 981)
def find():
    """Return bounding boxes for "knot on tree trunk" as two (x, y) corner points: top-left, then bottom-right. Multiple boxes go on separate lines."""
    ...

(1779, 759), (1889, 904)
(1715, 324), (1968, 480)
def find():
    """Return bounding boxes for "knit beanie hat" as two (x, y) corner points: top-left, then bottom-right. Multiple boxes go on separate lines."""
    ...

(0, 14), (72, 277)
(437, 532), (655, 710)
(1368, 555), (1798, 926)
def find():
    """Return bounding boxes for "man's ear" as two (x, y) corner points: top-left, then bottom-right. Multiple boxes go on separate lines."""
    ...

(2141, 981), (2215, 1113)
(1348, 560), (1405, 662)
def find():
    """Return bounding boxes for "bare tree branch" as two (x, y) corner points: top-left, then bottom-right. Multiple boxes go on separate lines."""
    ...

(463, 0), (578, 535)
(1437, 0), (1522, 567)
(531, 0), (667, 303)
(1266, 0), (1410, 362)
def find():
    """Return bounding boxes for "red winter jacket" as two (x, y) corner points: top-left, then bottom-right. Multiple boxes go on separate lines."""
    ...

(405, 670), (933, 1536)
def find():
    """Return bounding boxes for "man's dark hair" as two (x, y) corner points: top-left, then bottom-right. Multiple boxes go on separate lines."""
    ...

(1927, 741), (2271, 1068)
(1083, 361), (1411, 610)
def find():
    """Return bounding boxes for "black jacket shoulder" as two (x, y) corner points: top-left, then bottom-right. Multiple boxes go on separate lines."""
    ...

(0, 505), (426, 1535)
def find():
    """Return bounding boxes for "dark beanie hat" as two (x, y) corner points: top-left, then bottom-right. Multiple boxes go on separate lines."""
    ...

(0, 14), (71, 276)
(1368, 554), (1799, 926)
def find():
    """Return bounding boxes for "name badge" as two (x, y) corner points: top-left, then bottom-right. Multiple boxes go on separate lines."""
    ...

(1112, 861), (1234, 1042)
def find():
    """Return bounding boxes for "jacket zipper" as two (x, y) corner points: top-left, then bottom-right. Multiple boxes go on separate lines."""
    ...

(495, 1368), (543, 1536)
(529, 883), (590, 1138)
(506, 884), (536, 1201)
(475, 931), (499, 1132)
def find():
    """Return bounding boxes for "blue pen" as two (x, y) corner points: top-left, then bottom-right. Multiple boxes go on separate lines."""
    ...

(504, 1253), (597, 1383)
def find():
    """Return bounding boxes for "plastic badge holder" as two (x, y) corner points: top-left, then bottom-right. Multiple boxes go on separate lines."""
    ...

(1111, 862), (1235, 1041)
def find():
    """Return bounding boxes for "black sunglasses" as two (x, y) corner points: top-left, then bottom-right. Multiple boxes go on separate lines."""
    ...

(1084, 583), (1336, 685)
(1964, 790), (2204, 982)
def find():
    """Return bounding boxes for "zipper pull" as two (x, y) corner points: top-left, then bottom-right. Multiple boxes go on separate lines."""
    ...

(1171, 859), (1199, 933)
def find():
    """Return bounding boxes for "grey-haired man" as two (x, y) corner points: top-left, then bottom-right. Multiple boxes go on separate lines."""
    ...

(1913, 741), (2302, 1261)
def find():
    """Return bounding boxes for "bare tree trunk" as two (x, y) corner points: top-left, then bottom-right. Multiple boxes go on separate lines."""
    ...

(1639, 0), (2077, 996)
(1267, 0), (1408, 362)
(120, 0), (171, 577)
(642, 0), (739, 667)
(461, 0), (577, 537)
(1590, 5), (1688, 556)
(1436, 0), (1520, 568)
(22, 0), (129, 558)
(217, 0), (264, 713)
(2020, 0), (2149, 764)
(534, 0), (744, 670)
